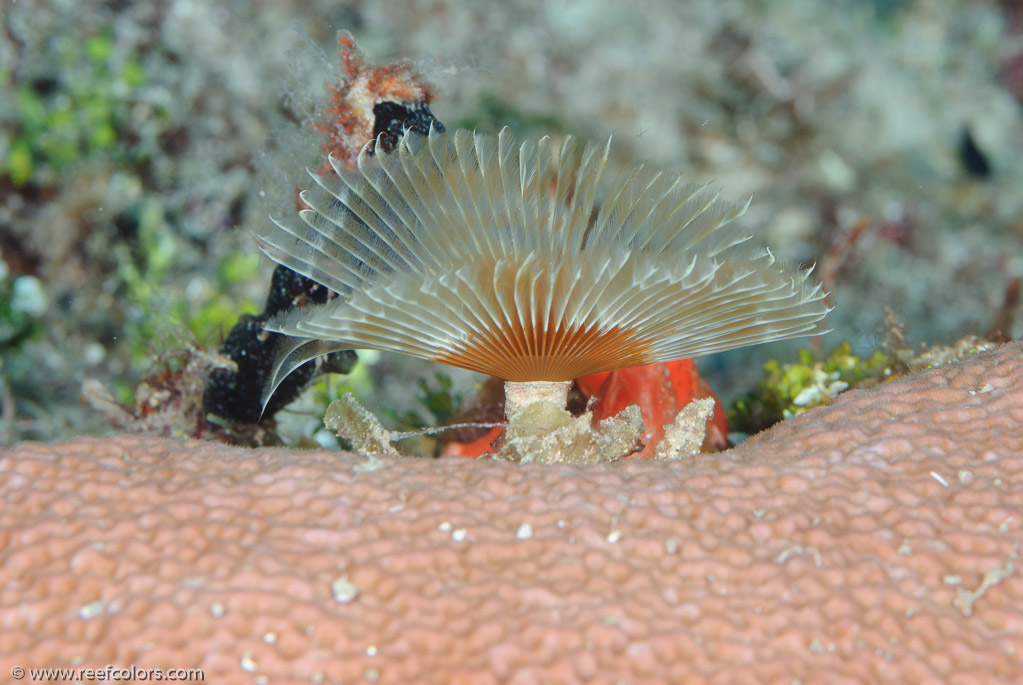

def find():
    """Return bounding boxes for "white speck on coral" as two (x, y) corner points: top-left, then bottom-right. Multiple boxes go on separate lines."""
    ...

(930, 471), (949, 488)
(331, 574), (359, 603)
(957, 470), (973, 485)
(79, 600), (105, 620)
(607, 530), (622, 544)
(353, 455), (386, 472)
(774, 545), (822, 567)
(438, 521), (452, 532)
(366, 645), (377, 656)
(952, 555), (1018, 617)
(516, 523), (534, 539)
(240, 652), (258, 673)
(262, 632), (277, 644)
(209, 602), (225, 618)
(452, 528), (467, 542)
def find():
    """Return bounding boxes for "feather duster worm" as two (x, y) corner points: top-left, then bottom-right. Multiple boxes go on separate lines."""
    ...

(257, 127), (829, 458)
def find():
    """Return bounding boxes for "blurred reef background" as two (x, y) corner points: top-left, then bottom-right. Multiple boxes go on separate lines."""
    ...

(1, 0), (1022, 445)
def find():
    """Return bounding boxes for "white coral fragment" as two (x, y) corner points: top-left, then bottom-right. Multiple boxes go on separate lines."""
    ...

(324, 393), (399, 461)
(493, 380), (643, 464)
(653, 397), (716, 460)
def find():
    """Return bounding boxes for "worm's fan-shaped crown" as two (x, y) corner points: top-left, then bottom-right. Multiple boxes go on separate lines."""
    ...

(257, 127), (829, 407)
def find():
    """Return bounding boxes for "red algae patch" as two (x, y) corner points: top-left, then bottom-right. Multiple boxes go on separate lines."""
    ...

(2, 343), (1023, 683)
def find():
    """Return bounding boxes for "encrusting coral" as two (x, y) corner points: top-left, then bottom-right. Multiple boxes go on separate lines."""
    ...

(3, 342), (1021, 682)
(257, 127), (830, 461)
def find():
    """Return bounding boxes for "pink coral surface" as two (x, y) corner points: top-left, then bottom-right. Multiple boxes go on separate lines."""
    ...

(3, 343), (1023, 684)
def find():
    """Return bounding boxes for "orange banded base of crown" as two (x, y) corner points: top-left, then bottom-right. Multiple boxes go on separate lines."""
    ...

(432, 322), (653, 382)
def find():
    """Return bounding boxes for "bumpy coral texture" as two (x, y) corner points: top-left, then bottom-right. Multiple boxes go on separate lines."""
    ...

(3, 343), (1023, 683)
